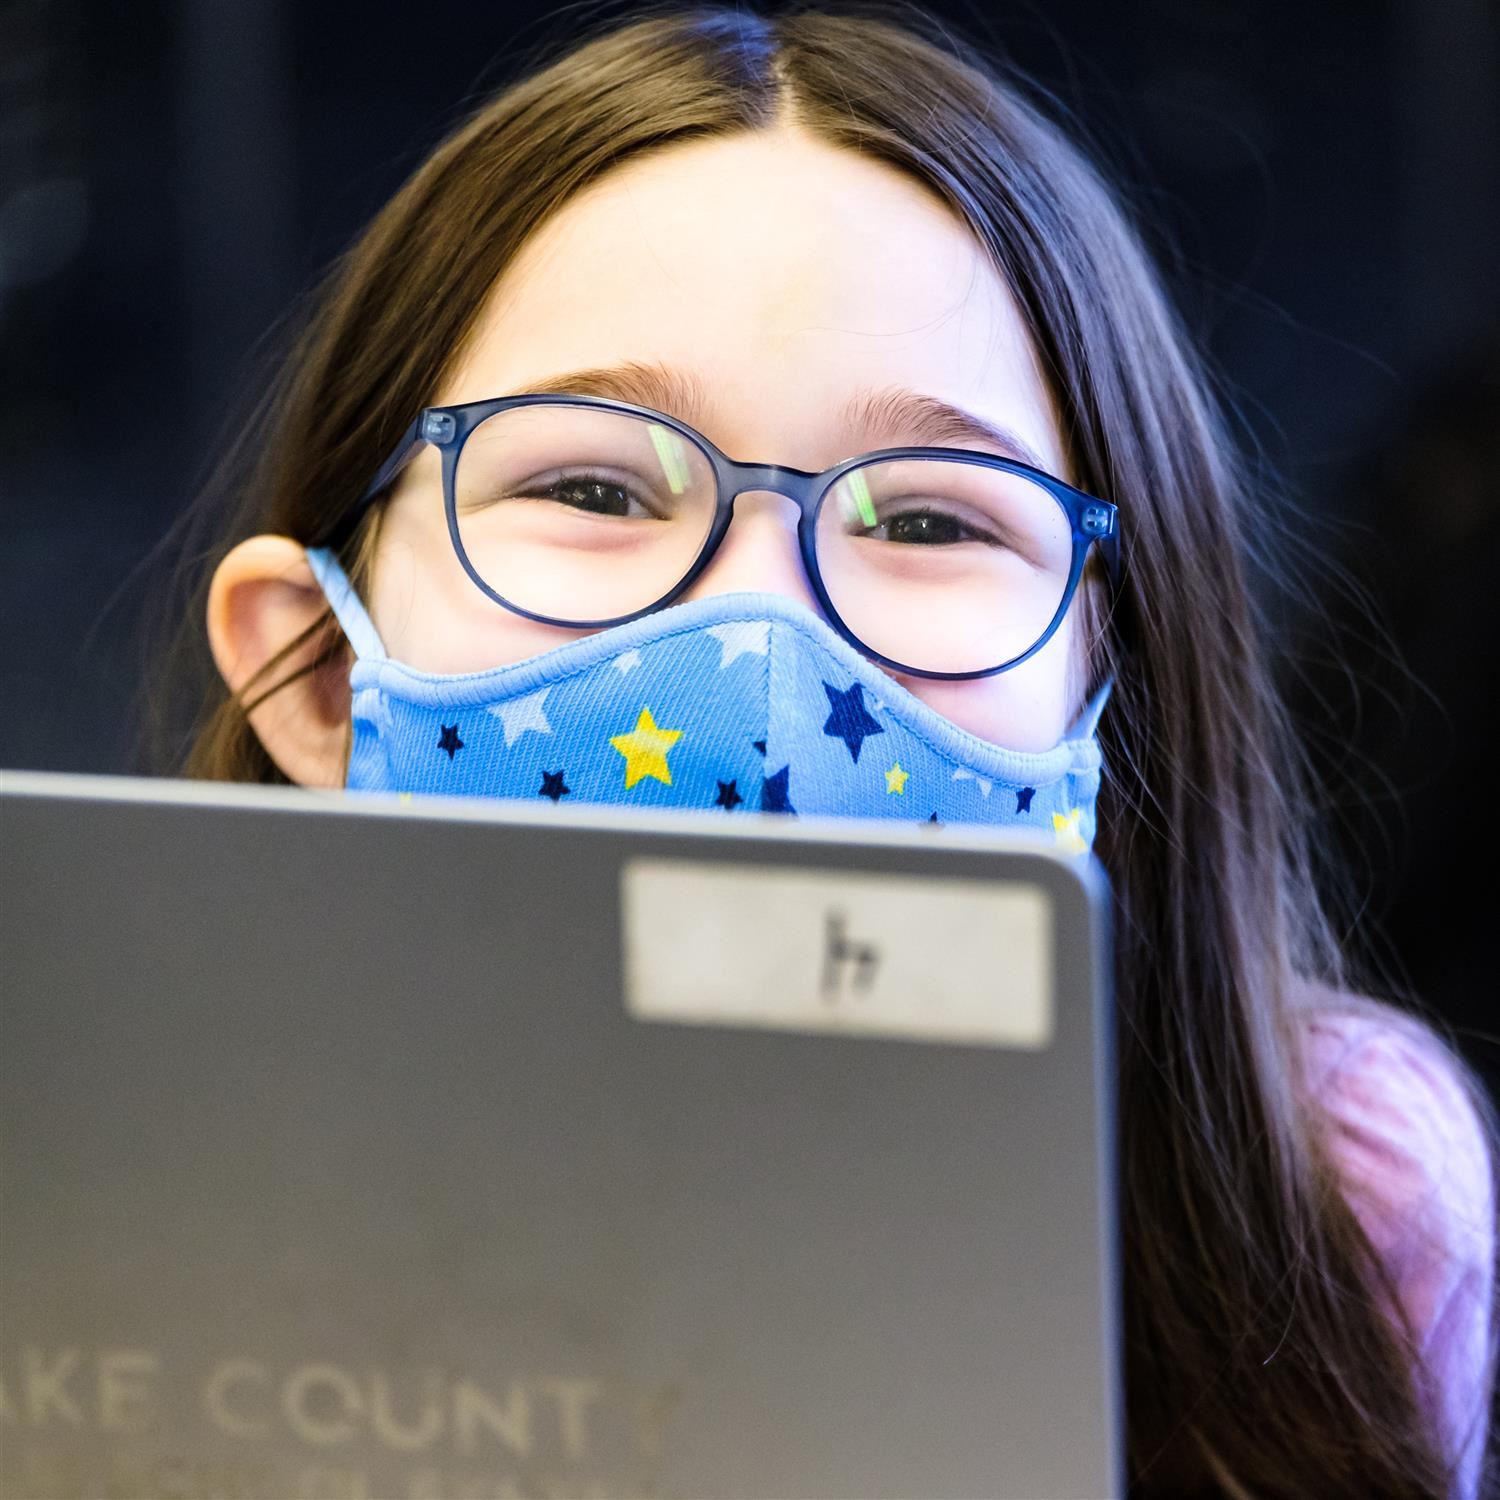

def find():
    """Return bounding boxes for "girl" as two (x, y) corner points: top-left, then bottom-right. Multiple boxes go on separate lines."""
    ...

(179, 7), (1496, 1494)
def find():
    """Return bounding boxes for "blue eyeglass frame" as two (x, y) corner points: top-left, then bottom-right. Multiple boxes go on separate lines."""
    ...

(321, 393), (1121, 681)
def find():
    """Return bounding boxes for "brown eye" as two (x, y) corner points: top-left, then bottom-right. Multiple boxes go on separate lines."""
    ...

(877, 508), (986, 545)
(495, 468), (669, 520)
(545, 474), (638, 516)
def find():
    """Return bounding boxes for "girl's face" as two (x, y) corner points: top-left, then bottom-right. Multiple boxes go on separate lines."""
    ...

(368, 123), (1082, 753)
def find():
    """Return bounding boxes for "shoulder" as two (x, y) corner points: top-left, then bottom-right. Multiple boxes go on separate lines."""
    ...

(1297, 1000), (1497, 1494)
(1299, 1003), (1495, 1278)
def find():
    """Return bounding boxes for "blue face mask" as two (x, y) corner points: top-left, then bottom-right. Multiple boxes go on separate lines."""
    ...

(305, 548), (1108, 851)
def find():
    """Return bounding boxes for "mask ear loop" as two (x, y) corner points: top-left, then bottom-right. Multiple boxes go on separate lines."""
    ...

(304, 547), (389, 663)
(1066, 676), (1113, 741)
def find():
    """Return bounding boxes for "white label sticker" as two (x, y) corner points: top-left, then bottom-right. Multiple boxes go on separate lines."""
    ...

(621, 858), (1053, 1049)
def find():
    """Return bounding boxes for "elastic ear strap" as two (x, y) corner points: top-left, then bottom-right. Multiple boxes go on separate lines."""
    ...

(1070, 676), (1113, 740)
(303, 547), (388, 662)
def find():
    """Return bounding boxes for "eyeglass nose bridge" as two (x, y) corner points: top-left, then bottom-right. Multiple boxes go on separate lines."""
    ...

(715, 459), (828, 519)
(693, 458), (831, 610)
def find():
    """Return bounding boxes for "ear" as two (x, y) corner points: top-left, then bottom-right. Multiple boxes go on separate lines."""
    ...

(206, 535), (352, 787)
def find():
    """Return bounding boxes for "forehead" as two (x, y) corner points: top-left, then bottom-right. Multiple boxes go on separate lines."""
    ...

(439, 125), (1065, 475)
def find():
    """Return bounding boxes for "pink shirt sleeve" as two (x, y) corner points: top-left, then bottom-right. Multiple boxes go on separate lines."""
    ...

(1303, 1010), (1497, 1499)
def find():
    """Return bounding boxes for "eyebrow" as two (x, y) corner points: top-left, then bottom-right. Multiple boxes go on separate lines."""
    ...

(513, 360), (1052, 473)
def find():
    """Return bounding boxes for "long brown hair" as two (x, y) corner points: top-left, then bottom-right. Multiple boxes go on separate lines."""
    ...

(160, 6), (1497, 1492)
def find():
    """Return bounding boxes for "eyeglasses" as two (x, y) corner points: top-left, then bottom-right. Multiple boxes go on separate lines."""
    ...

(323, 394), (1121, 680)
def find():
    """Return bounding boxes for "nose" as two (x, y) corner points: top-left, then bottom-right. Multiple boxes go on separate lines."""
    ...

(680, 490), (822, 611)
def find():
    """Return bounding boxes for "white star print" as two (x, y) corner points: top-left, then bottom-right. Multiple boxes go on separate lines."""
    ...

(707, 621), (770, 668)
(488, 687), (553, 746)
(614, 650), (642, 674)
(952, 767), (993, 798)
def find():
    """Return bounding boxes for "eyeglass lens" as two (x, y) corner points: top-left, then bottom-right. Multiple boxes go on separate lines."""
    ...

(451, 404), (1076, 674)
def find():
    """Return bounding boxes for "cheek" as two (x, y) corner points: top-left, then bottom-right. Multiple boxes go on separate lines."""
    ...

(367, 508), (590, 672)
(891, 619), (1078, 752)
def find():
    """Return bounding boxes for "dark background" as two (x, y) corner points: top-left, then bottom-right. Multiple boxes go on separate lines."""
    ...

(1, 0), (1497, 1088)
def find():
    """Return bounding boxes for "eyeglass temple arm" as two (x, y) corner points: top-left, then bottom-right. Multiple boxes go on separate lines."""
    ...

(317, 416), (427, 552)
(1100, 522), (1121, 588)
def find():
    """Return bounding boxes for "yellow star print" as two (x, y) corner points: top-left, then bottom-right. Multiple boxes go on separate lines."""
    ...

(609, 706), (684, 789)
(884, 762), (909, 795)
(1052, 807), (1086, 855)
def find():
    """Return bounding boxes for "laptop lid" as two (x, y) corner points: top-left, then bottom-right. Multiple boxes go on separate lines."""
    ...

(0, 771), (1120, 1500)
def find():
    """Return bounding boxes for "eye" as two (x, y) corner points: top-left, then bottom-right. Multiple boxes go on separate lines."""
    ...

(870, 507), (996, 546)
(519, 469), (667, 519)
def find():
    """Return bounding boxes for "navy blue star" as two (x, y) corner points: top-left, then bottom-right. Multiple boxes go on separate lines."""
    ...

(715, 779), (744, 810)
(538, 769), (570, 801)
(1015, 786), (1036, 814)
(760, 765), (796, 814)
(928, 812), (942, 825)
(821, 681), (884, 763)
(751, 739), (766, 756)
(438, 723), (464, 759)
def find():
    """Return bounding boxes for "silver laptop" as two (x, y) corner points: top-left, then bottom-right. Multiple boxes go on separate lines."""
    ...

(0, 770), (1120, 1500)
